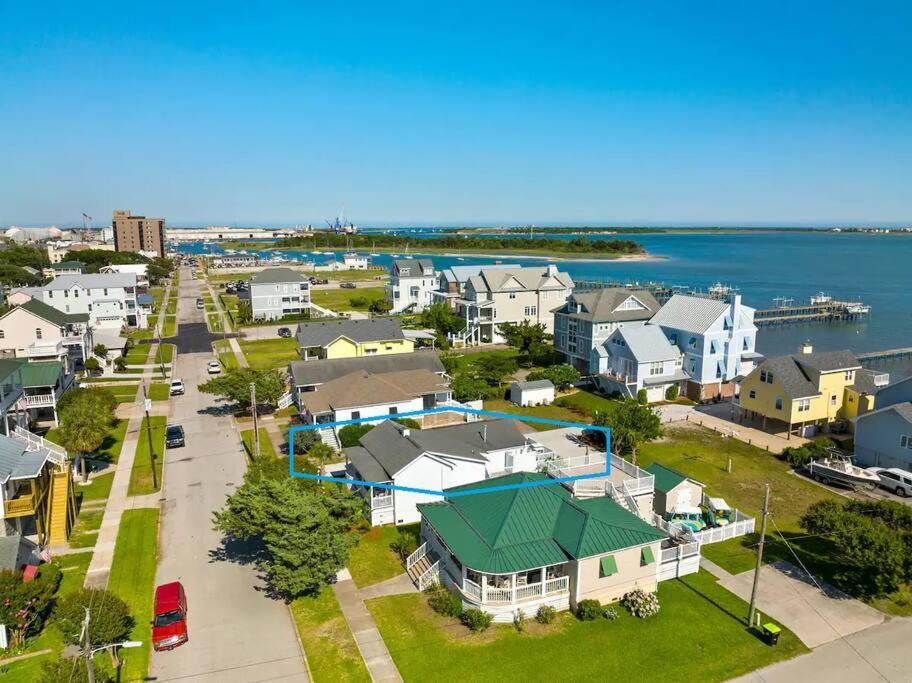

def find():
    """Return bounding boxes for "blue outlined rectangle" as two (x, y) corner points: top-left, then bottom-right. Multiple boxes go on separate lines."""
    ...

(288, 405), (611, 498)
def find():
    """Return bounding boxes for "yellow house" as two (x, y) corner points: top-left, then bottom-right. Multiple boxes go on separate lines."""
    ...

(735, 343), (862, 438)
(296, 318), (414, 361)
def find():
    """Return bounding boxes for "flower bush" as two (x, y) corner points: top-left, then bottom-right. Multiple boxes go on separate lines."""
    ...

(535, 604), (556, 624)
(622, 589), (660, 618)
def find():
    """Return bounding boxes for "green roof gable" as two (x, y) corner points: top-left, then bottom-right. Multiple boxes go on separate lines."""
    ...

(14, 360), (63, 388)
(0, 359), (23, 383)
(418, 472), (665, 573)
(644, 462), (697, 493)
(16, 298), (89, 326)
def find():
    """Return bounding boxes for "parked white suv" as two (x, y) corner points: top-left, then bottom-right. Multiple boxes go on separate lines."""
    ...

(170, 379), (185, 396)
(869, 467), (912, 497)
(207, 360), (221, 375)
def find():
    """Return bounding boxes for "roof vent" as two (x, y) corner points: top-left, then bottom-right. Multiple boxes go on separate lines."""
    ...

(401, 428), (410, 437)
(800, 340), (813, 355)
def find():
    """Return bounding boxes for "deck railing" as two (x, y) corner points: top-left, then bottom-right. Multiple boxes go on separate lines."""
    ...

(660, 541), (700, 564)
(371, 494), (393, 510)
(463, 575), (570, 605)
(406, 542), (428, 571)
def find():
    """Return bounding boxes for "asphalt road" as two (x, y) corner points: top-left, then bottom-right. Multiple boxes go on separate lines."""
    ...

(150, 268), (309, 682)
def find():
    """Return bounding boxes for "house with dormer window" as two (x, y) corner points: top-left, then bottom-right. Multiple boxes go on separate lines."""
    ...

(387, 259), (437, 313)
(554, 288), (661, 372)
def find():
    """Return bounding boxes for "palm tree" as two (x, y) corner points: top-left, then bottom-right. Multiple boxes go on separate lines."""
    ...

(57, 392), (113, 482)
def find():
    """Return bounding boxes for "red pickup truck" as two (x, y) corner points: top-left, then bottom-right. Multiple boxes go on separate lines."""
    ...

(152, 582), (189, 651)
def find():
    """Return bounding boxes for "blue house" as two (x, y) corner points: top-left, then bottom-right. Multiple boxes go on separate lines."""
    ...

(853, 402), (912, 469)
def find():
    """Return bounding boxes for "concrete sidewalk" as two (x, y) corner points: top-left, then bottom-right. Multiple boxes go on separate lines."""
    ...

(333, 575), (403, 682)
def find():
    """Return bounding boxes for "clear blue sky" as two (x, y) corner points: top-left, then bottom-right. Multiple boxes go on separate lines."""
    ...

(1, 1), (910, 227)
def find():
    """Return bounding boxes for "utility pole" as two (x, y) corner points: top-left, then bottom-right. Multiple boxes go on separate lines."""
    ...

(83, 607), (95, 683)
(748, 483), (770, 626)
(142, 383), (158, 490)
(250, 382), (260, 458)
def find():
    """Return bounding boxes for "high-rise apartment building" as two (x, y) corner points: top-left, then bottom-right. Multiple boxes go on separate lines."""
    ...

(112, 210), (166, 257)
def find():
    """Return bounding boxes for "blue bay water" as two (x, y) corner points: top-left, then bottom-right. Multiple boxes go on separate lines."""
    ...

(179, 230), (912, 377)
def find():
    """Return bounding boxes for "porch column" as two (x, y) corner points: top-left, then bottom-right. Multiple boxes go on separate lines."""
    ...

(481, 575), (487, 603)
(540, 566), (547, 597)
(511, 572), (517, 604)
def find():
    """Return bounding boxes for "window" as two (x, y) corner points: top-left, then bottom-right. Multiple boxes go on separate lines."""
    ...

(523, 306), (537, 316)
(760, 369), (774, 384)
(688, 337), (698, 349)
(103, 288), (108, 296)
(668, 334), (677, 345)
(365, 348), (378, 355)
(830, 395), (837, 406)
(64, 290), (69, 298)
(36, 328), (42, 340)
(723, 317), (732, 330)
(775, 397), (783, 410)
(599, 555), (618, 577)
(901, 435), (912, 449)
(351, 411), (360, 420)
(504, 450), (514, 469)
(797, 399), (811, 413)
(74, 289), (79, 298)
(748, 389), (756, 399)
(710, 340), (720, 354)
(844, 370), (854, 381)
(509, 292), (516, 300)
(743, 337), (751, 351)
(649, 361), (663, 376)
(388, 406), (398, 415)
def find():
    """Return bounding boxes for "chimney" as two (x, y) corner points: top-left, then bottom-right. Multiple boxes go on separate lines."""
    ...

(546, 264), (558, 277)
(800, 340), (813, 355)
(401, 428), (410, 438)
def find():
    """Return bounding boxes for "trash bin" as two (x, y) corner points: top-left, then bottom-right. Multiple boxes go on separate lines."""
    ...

(762, 622), (781, 646)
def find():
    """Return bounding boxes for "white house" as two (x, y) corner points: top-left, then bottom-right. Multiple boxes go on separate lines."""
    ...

(553, 288), (661, 373)
(35, 273), (146, 330)
(433, 263), (520, 308)
(592, 324), (687, 402)
(452, 265), (573, 346)
(510, 379), (555, 407)
(248, 267), (311, 321)
(342, 253), (370, 270)
(649, 294), (759, 401)
(345, 419), (548, 525)
(387, 259), (437, 313)
(99, 263), (150, 286)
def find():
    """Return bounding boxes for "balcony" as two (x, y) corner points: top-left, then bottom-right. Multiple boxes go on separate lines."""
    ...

(27, 341), (65, 358)
(25, 392), (57, 408)
(461, 574), (570, 605)
(3, 490), (37, 518)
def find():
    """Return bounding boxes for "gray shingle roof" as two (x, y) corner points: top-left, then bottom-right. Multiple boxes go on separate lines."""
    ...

(0, 436), (51, 484)
(345, 447), (389, 482)
(512, 379), (554, 391)
(649, 294), (731, 334)
(249, 267), (307, 284)
(468, 266), (573, 294)
(440, 263), (519, 284)
(562, 288), (660, 323)
(756, 355), (820, 399)
(794, 350), (860, 373)
(290, 350), (444, 388)
(295, 318), (405, 348)
(391, 259), (434, 276)
(347, 419), (528, 479)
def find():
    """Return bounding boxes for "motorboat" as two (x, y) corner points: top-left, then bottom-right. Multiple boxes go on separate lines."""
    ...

(809, 454), (880, 489)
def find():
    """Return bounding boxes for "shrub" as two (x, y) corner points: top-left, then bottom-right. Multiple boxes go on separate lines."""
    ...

(349, 296), (368, 308)
(513, 608), (526, 632)
(54, 588), (134, 648)
(575, 598), (602, 621)
(40, 656), (114, 683)
(114, 356), (127, 371)
(461, 608), (493, 632)
(636, 388), (648, 405)
(83, 357), (101, 374)
(389, 530), (418, 561)
(425, 583), (462, 618)
(603, 606), (619, 620)
(93, 343), (108, 358)
(782, 438), (836, 468)
(665, 384), (679, 401)
(621, 589), (660, 618)
(394, 417), (422, 430)
(338, 423), (374, 448)
(0, 563), (61, 648)
(291, 429), (319, 455)
(535, 604), (556, 624)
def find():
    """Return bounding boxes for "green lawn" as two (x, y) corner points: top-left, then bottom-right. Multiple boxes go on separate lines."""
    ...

(155, 343), (175, 365)
(290, 587), (370, 683)
(240, 428), (277, 459)
(366, 571), (806, 682)
(347, 524), (420, 589)
(148, 382), (170, 401)
(311, 286), (386, 311)
(68, 507), (105, 548)
(128, 416), (166, 496)
(482, 389), (620, 432)
(449, 348), (519, 374)
(108, 508), (160, 683)
(239, 337), (300, 370)
(124, 346), (151, 364)
(44, 418), (129, 464)
(77, 471), (115, 502)
(215, 340), (241, 369)
(109, 384), (142, 404)
(161, 315), (177, 337)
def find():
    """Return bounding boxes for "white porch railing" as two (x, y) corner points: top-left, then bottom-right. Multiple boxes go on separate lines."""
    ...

(277, 391), (294, 409)
(406, 542), (428, 571)
(27, 341), (64, 358)
(690, 512), (755, 545)
(11, 426), (68, 464)
(417, 560), (440, 590)
(465, 575), (571, 605)
(464, 578), (483, 600)
(610, 454), (655, 494)
(660, 541), (701, 564)
(24, 393), (57, 408)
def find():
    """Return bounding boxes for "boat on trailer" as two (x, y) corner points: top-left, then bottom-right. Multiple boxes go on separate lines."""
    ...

(809, 452), (880, 490)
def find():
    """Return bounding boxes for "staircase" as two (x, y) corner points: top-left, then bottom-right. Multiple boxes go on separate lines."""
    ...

(317, 426), (341, 451)
(607, 481), (644, 519)
(47, 469), (76, 545)
(406, 543), (441, 590)
(448, 322), (480, 347)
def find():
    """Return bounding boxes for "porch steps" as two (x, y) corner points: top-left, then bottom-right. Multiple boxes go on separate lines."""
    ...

(317, 426), (341, 451)
(407, 551), (440, 588)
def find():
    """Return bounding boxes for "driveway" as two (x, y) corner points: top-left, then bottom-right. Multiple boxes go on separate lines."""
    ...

(151, 268), (309, 682)
(717, 559), (883, 649)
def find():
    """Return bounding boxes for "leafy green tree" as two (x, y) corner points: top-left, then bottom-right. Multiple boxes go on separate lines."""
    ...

(451, 372), (490, 402)
(236, 300), (253, 324)
(54, 588), (133, 665)
(292, 429), (319, 455)
(199, 367), (285, 409)
(146, 256), (174, 284)
(594, 399), (662, 465)
(497, 320), (551, 367)
(93, 344), (108, 358)
(439, 351), (461, 376)
(0, 263), (43, 287)
(0, 242), (50, 268)
(419, 302), (465, 347)
(307, 442), (336, 477)
(369, 298), (393, 314)
(57, 389), (116, 481)
(40, 656), (114, 683)
(339, 424), (374, 447)
(472, 354), (518, 386)
(526, 364), (581, 390)
(213, 476), (362, 597)
(0, 563), (60, 648)
(83, 357), (102, 374)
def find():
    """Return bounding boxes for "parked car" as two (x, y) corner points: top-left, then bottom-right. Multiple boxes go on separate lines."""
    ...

(165, 424), (185, 448)
(207, 360), (221, 374)
(869, 467), (912, 497)
(169, 379), (185, 396)
(340, 282), (357, 289)
(196, 298), (205, 309)
(152, 582), (189, 651)
(277, 327), (292, 338)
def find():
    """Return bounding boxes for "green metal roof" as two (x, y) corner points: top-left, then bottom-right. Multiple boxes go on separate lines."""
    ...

(17, 298), (90, 326)
(645, 462), (691, 493)
(418, 472), (665, 573)
(15, 360), (63, 388)
(0, 359), (23, 383)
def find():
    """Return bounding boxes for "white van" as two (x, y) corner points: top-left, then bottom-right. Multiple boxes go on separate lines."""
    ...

(869, 467), (912, 497)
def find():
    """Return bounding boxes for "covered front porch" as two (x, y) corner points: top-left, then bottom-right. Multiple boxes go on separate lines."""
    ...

(459, 565), (571, 609)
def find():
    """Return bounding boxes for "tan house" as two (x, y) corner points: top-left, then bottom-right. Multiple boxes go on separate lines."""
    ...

(451, 265), (573, 346)
(645, 463), (705, 517)
(411, 472), (668, 621)
(0, 299), (93, 365)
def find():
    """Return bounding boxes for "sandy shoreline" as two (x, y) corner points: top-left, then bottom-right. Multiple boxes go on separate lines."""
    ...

(435, 251), (666, 263)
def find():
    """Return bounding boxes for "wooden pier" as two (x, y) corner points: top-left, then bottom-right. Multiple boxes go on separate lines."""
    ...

(857, 347), (912, 364)
(753, 301), (871, 326)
